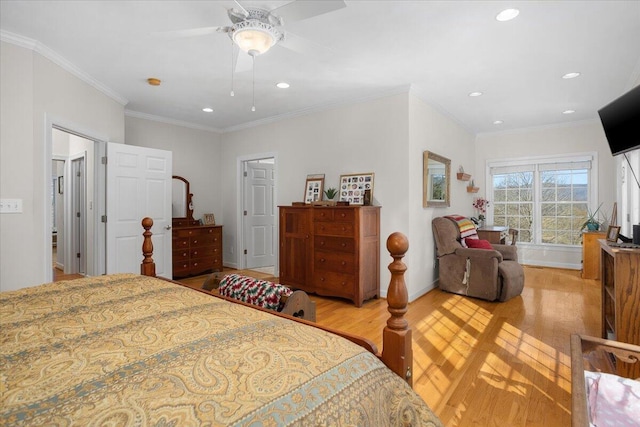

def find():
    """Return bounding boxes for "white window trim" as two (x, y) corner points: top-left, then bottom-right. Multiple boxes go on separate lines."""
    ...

(485, 152), (599, 247)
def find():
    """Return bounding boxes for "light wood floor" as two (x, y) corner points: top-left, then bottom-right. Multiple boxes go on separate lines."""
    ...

(58, 266), (602, 426)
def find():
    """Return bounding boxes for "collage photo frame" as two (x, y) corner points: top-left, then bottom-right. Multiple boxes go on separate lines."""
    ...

(339, 173), (374, 205)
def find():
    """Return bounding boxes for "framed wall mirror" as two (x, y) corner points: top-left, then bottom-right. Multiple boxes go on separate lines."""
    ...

(172, 175), (194, 220)
(423, 151), (451, 208)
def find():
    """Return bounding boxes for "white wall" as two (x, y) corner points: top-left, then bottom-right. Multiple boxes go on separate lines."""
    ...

(408, 94), (476, 298)
(221, 93), (411, 295)
(474, 120), (617, 268)
(124, 116), (223, 223)
(220, 91), (475, 300)
(0, 41), (125, 291)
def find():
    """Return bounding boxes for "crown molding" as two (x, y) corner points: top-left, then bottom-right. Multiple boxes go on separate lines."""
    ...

(475, 117), (602, 138)
(221, 84), (413, 133)
(1, 30), (128, 106)
(125, 110), (222, 134)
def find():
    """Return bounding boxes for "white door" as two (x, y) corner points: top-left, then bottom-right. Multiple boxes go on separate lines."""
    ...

(106, 143), (172, 278)
(244, 160), (275, 269)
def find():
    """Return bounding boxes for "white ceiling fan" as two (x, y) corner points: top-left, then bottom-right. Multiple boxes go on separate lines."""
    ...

(155, 0), (346, 111)
(158, 0), (346, 69)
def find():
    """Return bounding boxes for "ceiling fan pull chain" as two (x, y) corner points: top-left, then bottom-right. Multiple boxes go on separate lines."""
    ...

(230, 39), (235, 97)
(251, 54), (256, 112)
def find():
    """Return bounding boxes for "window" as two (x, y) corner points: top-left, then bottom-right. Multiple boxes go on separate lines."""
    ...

(489, 155), (595, 246)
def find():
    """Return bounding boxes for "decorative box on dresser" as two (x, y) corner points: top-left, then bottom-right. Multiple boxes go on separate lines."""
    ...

(279, 205), (380, 307)
(172, 218), (223, 279)
(599, 239), (640, 377)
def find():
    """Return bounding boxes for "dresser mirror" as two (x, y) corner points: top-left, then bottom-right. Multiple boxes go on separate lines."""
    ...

(172, 175), (194, 220)
(423, 151), (451, 208)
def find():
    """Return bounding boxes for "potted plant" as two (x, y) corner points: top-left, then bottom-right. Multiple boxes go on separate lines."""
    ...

(581, 203), (603, 231)
(324, 187), (338, 201)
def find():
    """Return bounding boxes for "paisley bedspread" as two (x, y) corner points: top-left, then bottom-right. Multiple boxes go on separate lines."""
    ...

(1, 274), (442, 426)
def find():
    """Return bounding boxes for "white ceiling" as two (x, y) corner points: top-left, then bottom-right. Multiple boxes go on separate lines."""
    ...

(1, 0), (639, 134)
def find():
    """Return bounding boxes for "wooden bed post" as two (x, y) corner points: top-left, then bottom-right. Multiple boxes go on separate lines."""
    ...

(141, 217), (156, 277)
(381, 232), (413, 385)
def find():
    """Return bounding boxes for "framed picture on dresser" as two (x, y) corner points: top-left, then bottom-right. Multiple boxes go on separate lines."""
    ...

(202, 213), (216, 225)
(304, 174), (325, 204)
(339, 172), (374, 205)
(606, 225), (621, 242)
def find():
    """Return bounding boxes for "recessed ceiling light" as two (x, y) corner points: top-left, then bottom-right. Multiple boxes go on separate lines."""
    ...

(493, 120), (504, 125)
(202, 107), (213, 113)
(276, 82), (290, 89)
(562, 72), (581, 79)
(468, 91), (483, 97)
(496, 8), (520, 22)
(562, 109), (575, 114)
(147, 77), (161, 86)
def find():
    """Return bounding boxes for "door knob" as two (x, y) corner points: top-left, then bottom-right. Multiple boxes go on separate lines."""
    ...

(165, 225), (172, 230)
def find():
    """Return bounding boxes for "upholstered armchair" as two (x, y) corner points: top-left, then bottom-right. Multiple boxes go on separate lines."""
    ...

(432, 216), (524, 302)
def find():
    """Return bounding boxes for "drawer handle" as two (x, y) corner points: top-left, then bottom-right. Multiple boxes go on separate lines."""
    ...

(194, 262), (198, 266)
(319, 241), (325, 246)
(320, 277), (325, 282)
(341, 243), (346, 247)
(193, 251), (198, 255)
(183, 264), (187, 268)
(193, 240), (198, 244)
(182, 252), (187, 257)
(341, 227), (346, 231)
(208, 229), (213, 233)
(341, 282), (346, 285)
(320, 258), (325, 263)
(341, 261), (346, 266)
(340, 213), (346, 217)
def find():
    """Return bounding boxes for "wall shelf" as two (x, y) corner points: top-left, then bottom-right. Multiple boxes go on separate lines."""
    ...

(466, 187), (479, 193)
(457, 172), (471, 181)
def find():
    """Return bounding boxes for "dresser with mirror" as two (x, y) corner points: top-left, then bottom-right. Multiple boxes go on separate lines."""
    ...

(172, 175), (222, 278)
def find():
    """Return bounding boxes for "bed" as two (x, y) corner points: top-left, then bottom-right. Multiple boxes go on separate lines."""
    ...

(1, 218), (442, 426)
(570, 334), (640, 427)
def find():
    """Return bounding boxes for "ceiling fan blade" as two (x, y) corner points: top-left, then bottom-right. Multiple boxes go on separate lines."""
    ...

(278, 31), (337, 57)
(152, 26), (228, 39)
(272, 0), (346, 23)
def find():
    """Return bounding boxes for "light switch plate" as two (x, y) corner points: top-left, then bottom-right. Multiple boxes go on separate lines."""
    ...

(0, 199), (23, 213)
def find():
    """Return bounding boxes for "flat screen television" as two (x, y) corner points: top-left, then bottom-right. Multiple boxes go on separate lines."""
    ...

(598, 85), (640, 156)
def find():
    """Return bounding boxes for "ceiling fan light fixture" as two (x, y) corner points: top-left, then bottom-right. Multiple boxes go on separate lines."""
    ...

(231, 19), (282, 55)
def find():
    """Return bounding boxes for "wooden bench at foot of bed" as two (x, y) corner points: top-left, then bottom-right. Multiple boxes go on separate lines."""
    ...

(202, 272), (317, 322)
(141, 217), (414, 385)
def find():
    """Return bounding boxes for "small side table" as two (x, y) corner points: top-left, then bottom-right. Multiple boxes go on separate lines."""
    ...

(477, 226), (509, 244)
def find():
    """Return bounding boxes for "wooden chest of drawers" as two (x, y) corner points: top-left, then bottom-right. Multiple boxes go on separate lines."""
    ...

(279, 205), (380, 307)
(172, 223), (222, 279)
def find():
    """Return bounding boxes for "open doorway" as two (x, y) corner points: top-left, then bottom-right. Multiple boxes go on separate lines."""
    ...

(241, 156), (277, 275)
(50, 127), (100, 280)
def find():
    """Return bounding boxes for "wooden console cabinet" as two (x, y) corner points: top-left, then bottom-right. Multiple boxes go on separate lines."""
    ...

(279, 205), (380, 307)
(599, 240), (640, 377)
(582, 231), (606, 279)
(172, 220), (223, 279)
